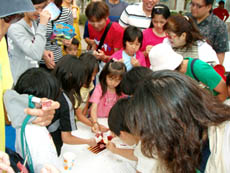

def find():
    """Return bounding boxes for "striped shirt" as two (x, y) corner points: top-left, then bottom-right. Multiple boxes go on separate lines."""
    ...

(119, 2), (151, 31)
(40, 7), (73, 64)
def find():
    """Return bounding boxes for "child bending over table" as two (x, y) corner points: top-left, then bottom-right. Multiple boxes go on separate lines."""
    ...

(106, 98), (156, 173)
(49, 55), (97, 155)
(74, 53), (99, 127)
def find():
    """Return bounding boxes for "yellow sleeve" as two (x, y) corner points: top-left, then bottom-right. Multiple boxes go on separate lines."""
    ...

(0, 37), (13, 151)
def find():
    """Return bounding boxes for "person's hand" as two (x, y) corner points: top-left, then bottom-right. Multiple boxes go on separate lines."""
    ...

(145, 45), (153, 55)
(0, 151), (14, 173)
(26, 99), (60, 126)
(93, 49), (107, 61)
(40, 10), (51, 25)
(88, 138), (97, 147)
(62, 38), (73, 47)
(43, 50), (55, 69)
(40, 164), (60, 173)
(131, 57), (140, 67)
(99, 124), (109, 133)
(106, 141), (117, 154)
(91, 122), (100, 133)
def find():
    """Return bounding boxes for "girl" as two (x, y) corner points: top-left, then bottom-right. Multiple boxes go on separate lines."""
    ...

(90, 60), (126, 133)
(5, 68), (61, 172)
(75, 53), (99, 127)
(140, 4), (170, 67)
(163, 15), (219, 64)
(111, 26), (146, 71)
(62, 0), (81, 56)
(50, 55), (97, 155)
(126, 70), (230, 173)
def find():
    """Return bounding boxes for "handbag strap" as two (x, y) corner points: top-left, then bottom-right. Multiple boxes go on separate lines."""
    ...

(97, 22), (112, 51)
(191, 58), (200, 82)
(20, 95), (35, 172)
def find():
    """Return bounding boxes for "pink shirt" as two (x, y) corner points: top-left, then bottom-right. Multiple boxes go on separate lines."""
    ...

(110, 49), (146, 67)
(89, 84), (125, 118)
(140, 28), (167, 67)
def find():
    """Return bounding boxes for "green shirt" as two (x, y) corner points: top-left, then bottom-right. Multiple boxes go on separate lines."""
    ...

(185, 57), (222, 96)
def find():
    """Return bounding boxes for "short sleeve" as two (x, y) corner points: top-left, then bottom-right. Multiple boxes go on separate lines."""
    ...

(89, 84), (102, 104)
(119, 6), (129, 28)
(194, 60), (222, 90)
(134, 142), (157, 173)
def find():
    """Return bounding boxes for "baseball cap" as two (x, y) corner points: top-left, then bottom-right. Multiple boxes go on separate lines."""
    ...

(0, 0), (35, 18)
(149, 43), (183, 71)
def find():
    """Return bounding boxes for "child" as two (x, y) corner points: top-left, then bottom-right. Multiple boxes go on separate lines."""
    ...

(63, 37), (80, 56)
(90, 60), (126, 133)
(50, 55), (97, 155)
(85, 1), (123, 62)
(140, 4), (170, 67)
(111, 26), (146, 71)
(120, 66), (153, 95)
(107, 98), (156, 173)
(75, 53), (99, 127)
(7, 0), (51, 84)
(5, 68), (61, 172)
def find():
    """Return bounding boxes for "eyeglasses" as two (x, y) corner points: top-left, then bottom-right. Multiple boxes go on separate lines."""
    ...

(1, 13), (24, 24)
(190, 2), (206, 9)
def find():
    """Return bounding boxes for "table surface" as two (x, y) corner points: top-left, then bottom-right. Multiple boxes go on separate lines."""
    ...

(60, 118), (137, 173)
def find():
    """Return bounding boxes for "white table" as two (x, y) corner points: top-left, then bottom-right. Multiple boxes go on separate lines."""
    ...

(60, 118), (136, 173)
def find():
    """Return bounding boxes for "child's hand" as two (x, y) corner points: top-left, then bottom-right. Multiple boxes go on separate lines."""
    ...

(0, 151), (14, 173)
(106, 141), (117, 154)
(43, 50), (55, 69)
(40, 10), (51, 25)
(131, 57), (140, 67)
(91, 122), (100, 133)
(93, 50), (107, 62)
(88, 138), (97, 147)
(99, 124), (109, 133)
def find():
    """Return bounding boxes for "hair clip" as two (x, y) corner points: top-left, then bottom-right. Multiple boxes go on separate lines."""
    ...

(184, 16), (189, 21)
(154, 6), (164, 9)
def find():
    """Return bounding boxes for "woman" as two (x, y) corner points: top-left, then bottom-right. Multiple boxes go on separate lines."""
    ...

(163, 15), (219, 64)
(126, 70), (230, 173)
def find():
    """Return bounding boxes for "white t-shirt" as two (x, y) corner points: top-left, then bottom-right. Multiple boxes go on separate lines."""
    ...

(119, 3), (151, 31)
(134, 141), (156, 173)
(16, 125), (61, 172)
(163, 38), (220, 64)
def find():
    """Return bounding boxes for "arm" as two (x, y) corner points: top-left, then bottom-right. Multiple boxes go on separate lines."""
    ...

(106, 142), (137, 161)
(75, 107), (93, 127)
(4, 90), (59, 128)
(61, 131), (96, 146)
(217, 52), (225, 65)
(213, 79), (228, 102)
(224, 10), (229, 22)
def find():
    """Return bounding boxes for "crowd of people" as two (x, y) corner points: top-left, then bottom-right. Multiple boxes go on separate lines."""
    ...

(1, 0), (230, 172)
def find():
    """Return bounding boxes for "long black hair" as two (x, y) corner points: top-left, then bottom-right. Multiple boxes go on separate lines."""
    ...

(14, 68), (59, 100)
